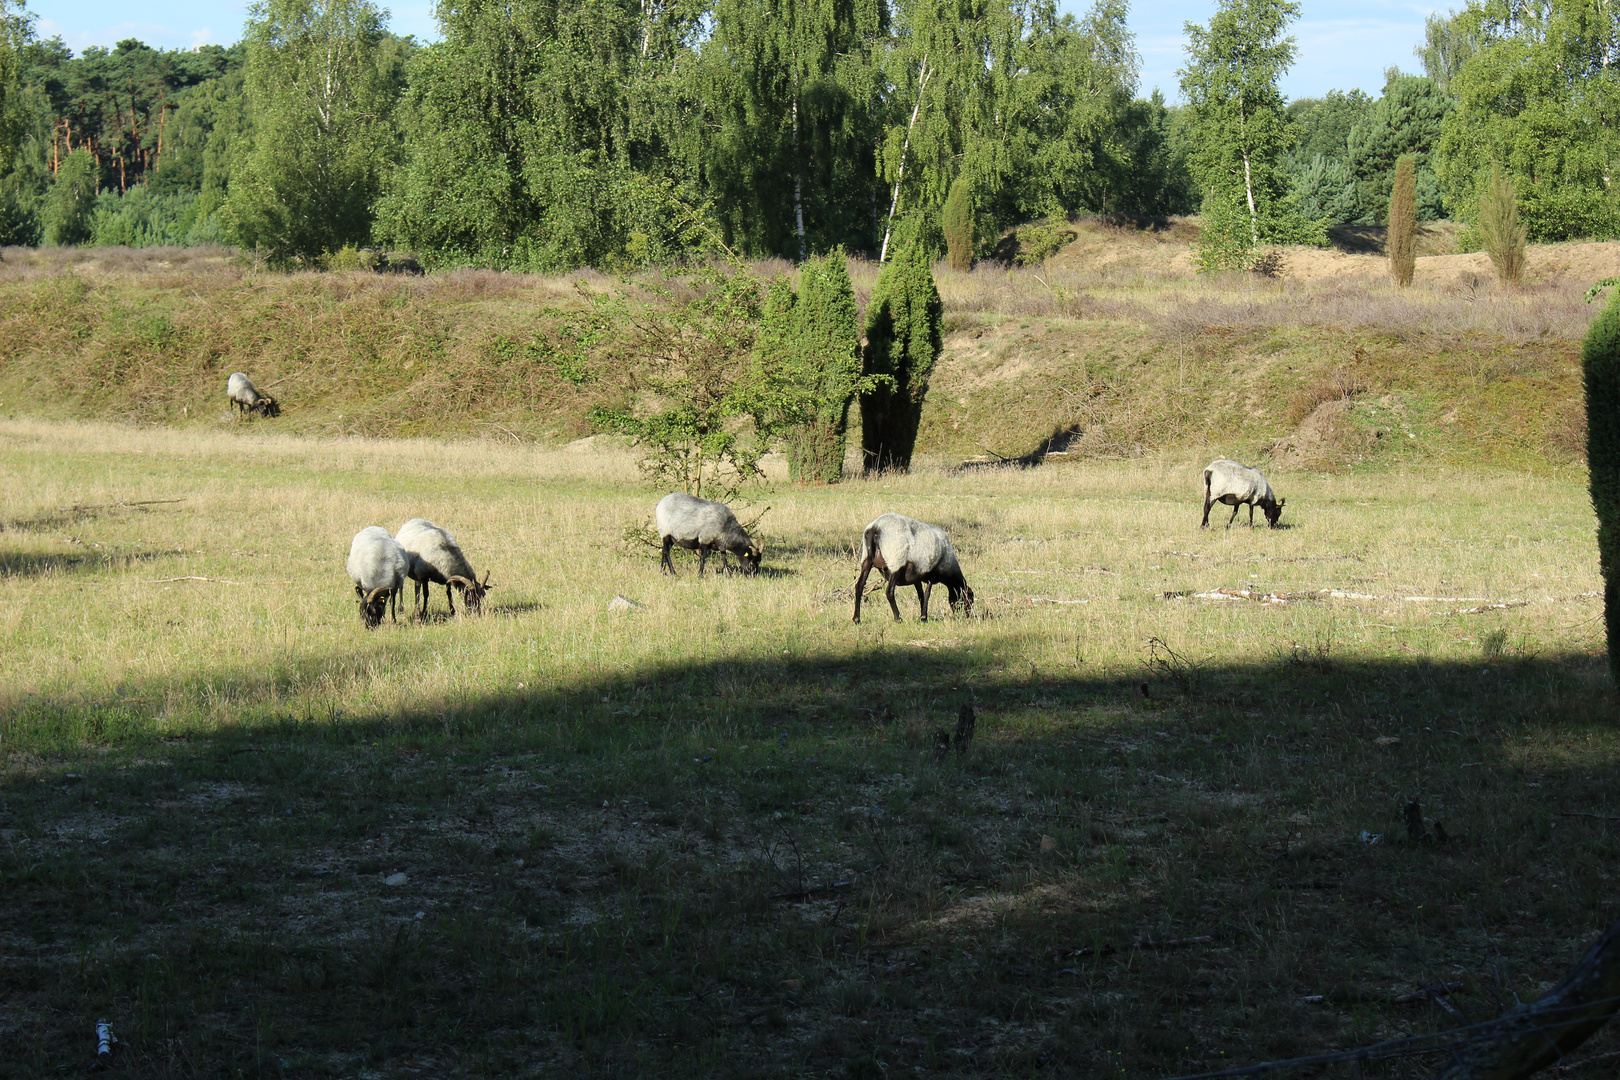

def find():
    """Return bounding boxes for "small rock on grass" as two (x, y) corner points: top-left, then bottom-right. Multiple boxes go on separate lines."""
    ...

(384, 872), (408, 886)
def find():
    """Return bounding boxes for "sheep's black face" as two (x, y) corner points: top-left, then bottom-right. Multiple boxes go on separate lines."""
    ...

(1264, 498), (1284, 527)
(954, 584), (976, 617)
(740, 549), (762, 577)
(360, 587), (390, 628)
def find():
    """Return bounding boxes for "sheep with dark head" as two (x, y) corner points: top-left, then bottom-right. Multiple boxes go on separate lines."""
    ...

(1202, 459), (1285, 529)
(853, 513), (974, 623)
(226, 372), (279, 418)
(347, 526), (409, 628)
(654, 493), (762, 576)
(395, 517), (492, 617)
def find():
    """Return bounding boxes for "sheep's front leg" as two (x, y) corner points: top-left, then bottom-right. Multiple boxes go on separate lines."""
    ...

(1248, 503), (1256, 526)
(917, 582), (931, 621)
(445, 581), (456, 616)
(853, 558), (877, 623)
(1226, 503), (1240, 529)
(697, 546), (711, 576)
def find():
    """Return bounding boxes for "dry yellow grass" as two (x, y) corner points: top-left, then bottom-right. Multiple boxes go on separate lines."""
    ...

(0, 418), (1601, 746)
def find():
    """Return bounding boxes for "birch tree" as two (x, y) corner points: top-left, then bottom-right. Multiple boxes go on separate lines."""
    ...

(228, 0), (403, 262)
(1178, 0), (1310, 267)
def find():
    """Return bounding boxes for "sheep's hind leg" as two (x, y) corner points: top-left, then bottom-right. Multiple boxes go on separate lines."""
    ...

(886, 578), (903, 621)
(660, 537), (676, 575)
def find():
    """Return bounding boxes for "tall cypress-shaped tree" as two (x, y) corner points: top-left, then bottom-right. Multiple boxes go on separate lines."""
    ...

(942, 174), (974, 270)
(1479, 162), (1526, 287)
(1388, 153), (1416, 287)
(785, 253), (862, 482)
(1583, 291), (1620, 685)
(860, 240), (942, 473)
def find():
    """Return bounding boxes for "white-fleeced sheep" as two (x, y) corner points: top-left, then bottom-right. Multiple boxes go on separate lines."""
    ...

(395, 517), (491, 617)
(654, 493), (762, 576)
(226, 372), (279, 417)
(1202, 459), (1285, 529)
(853, 513), (974, 623)
(347, 526), (410, 628)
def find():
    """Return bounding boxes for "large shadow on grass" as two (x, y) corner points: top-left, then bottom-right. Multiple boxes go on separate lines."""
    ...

(0, 547), (190, 578)
(3, 632), (1616, 1078)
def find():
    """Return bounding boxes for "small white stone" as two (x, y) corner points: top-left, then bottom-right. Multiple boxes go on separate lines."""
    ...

(384, 872), (408, 886)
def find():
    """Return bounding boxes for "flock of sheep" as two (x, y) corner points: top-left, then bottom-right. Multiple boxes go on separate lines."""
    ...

(228, 368), (1287, 628)
(339, 462), (1285, 630)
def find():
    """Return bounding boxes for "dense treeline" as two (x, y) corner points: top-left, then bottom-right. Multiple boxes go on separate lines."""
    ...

(0, 0), (1614, 266)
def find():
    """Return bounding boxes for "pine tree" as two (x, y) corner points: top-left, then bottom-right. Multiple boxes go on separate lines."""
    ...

(942, 175), (974, 271)
(1583, 290), (1620, 684)
(860, 240), (942, 473)
(1388, 153), (1416, 287)
(1479, 162), (1526, 287)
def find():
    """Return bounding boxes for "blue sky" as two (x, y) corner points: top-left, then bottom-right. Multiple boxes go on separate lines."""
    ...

(31, 0), (1441, 102)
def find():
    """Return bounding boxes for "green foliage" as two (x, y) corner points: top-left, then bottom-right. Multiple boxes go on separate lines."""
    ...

(749, 255), (868, 483)
(942, 175), (974, 271)
(89, 186), (200, 247)
(1435, 0), (1620, 242)
(591, 268), (769, 501)
(1012, 218), (1077, 266)
(41, 147), (96, 246)
(1179, 0), (1325, 250)
(1388, 154), (1416, 288)
(1582, 291), (1620, 683)
(1190, 189), (1254, 273)
(860, 240), (941, 472)
(1478, 163), (1525, 287)
(229, 0), (405, 262)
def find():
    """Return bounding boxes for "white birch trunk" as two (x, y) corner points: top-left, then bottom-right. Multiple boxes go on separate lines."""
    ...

(879, 57), (931, 263)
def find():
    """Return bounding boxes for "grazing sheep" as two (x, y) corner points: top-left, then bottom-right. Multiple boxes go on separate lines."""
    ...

(347, 526), (409, 628)
(853, 513), (974, 623)
(395, 517), (491, 617)
(1202, 459), (1285, 529)
(226, 372), (279, 417)
(654, 493), (762, 576)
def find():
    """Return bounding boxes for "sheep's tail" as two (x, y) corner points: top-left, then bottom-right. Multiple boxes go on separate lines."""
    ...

(1203, 468), (1213, 492)
(860, 525), (881, 565)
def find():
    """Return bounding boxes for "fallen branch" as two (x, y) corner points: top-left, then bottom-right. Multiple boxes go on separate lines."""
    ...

(1561, 812), (1620, 823)
(1067, 934), (1214, 959)
(136, 576), (294, 586)
(770, 879), (857, 902)
(58, 498), (186, 512)
(1434, 917), (1620, 1079)
(473, 420), (523, 442)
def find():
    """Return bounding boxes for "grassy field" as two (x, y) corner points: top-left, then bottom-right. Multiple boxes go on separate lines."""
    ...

(2, 417), (1616, 1077)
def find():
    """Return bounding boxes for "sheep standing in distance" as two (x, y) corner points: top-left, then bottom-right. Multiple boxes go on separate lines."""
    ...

(395, 517), (492, 617)
(853, 513), (974, 623)
(226, 372), (279, 417)
(1202, 459), (1286, 529)
(654, 493), (762, 576)
(347, 526), (410, 628)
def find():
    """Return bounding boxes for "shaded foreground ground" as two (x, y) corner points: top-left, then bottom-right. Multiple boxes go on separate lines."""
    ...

(1, 421), (1617, 1077)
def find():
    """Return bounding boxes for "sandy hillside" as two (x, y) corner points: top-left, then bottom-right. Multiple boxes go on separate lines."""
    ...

(1040, 216), (1620, 288)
